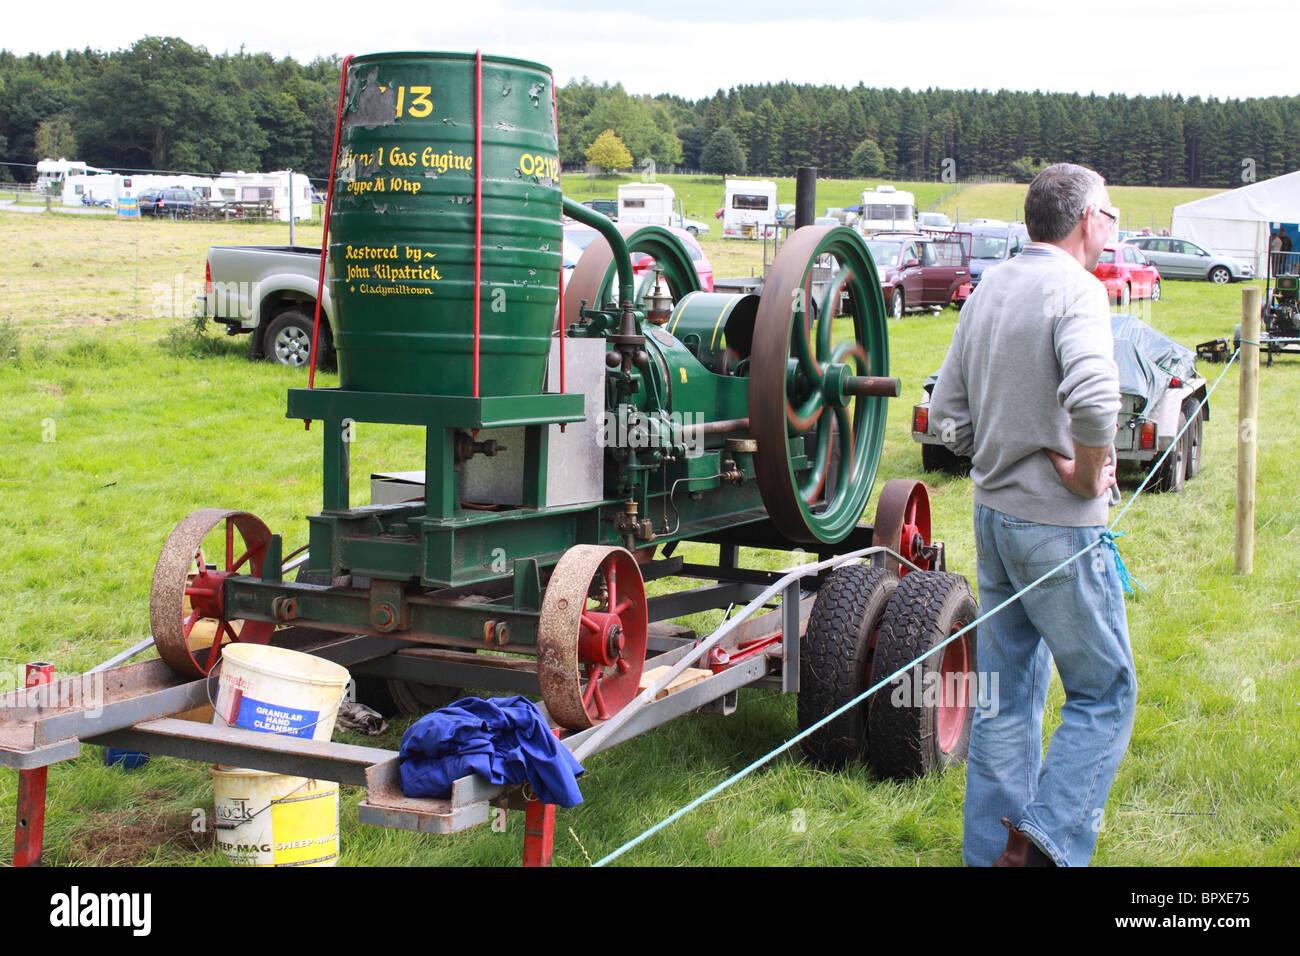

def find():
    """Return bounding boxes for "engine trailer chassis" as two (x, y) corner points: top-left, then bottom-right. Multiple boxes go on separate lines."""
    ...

(1, 527), (944, 868)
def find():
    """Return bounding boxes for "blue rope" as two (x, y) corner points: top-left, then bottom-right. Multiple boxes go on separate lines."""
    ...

(591, 343), (1243, 867)
(1101, 530), (1144, 595)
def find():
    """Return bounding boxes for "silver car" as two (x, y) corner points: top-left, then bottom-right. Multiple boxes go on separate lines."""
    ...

(1126, 236), (1253, 283)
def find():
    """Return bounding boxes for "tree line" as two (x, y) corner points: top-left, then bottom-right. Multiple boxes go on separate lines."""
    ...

(3, 36), (1297, 188)
(562, 81), (1300, 187)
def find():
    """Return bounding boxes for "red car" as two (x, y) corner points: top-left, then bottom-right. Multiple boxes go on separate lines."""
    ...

(564, 223), (713, 292)
(865, 231), (971, 317)
(1092, 242), (1162, 306)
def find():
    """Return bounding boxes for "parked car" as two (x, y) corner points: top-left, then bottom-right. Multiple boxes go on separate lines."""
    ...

(917, 211), (953, 231)
(865, 231), (970, 317)
(140, 187), (202, 219)
(912, 313), (1208, 491)
(965, 222), (1029, 289)
(581, 198), (617, 220)
(673, 214), (711, 237)
(776, 203), (797, 228)
(1092, 242), (1162, 306)
(136, 188), (164, 213)
(1124, 235), (1253, 283)
(563, 223), (713, 292)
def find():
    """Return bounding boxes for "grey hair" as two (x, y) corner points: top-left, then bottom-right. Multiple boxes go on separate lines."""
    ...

(1024, 163), (1107, 243)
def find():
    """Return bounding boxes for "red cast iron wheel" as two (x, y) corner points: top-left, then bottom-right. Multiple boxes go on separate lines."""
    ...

(151, 508), (275, 678)
(538, 545), (648, 730)
(872, 478), (933, 577)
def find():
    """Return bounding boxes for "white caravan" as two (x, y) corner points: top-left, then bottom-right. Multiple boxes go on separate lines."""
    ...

(617, 182), (676, 226)
(722, 179), (778, 239)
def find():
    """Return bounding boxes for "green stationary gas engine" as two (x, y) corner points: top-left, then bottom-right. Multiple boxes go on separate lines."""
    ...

(149, 51), (910, 732)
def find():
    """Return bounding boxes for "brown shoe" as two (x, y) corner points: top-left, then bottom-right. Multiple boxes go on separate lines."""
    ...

(993, 818), (1056, 867)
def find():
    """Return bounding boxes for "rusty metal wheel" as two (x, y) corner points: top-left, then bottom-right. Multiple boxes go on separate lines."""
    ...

(562, 224), (702, 329)
(749, 225), (890, 544)
(151, 509), (275, 677)
(537, 545), (648, 730)
(871, 479), (935, 578)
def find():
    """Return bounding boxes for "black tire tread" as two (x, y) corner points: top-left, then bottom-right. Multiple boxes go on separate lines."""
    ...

(798, 564), (897, 768)
(920, 441), (971, 476)
(1151, 406), (1188, 493)
(867, 570), (977, 779)
(1182, 396), (1203, 479)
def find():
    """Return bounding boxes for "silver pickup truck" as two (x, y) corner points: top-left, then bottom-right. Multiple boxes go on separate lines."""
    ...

(195, 245), (333, 368)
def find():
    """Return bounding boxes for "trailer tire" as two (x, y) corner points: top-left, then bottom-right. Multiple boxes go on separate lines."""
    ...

(352, 676), (463, 718)
(1182, 396), (1203, 479)
(1152, 407), (1188, 493)
(263, 308), (333, 371)
(798, 565), (898, 768)
(920, 442), (969, 476)
(867, 570), (977, 779)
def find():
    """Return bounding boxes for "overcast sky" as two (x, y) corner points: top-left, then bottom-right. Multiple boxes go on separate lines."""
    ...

(6, 0), (1297, 101)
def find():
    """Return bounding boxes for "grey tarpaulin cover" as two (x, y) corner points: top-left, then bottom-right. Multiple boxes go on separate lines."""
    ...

(1110, 313), (1198, 414)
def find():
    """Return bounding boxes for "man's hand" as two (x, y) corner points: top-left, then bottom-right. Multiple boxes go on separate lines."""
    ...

(1047, 441), (1116, 500)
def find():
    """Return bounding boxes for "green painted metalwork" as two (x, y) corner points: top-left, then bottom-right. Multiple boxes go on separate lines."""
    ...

(330, 52), (561, 397)
(662, 292), (759, 377)
(286, 386), (584, 429)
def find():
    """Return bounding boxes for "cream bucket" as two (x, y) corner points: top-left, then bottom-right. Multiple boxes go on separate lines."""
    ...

(213, 643), (351, 742)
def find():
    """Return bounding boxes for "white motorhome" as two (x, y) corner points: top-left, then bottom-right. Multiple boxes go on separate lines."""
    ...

(36, 158), (109, 192)
(859, 184), (916, 235)
(722, 179), (778, 239)
(617, 182), (675, 226)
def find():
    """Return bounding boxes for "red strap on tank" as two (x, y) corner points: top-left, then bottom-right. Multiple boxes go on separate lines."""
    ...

(551, 77), (565, 396)
(473, 50), (483, 398)
(305, 53), (353, 429)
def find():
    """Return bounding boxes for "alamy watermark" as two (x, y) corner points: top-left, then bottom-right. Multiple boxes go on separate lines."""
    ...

(597, 408), (705, 458)
(887, 667), (1000, 719)
(153, 275), (259, 320)
(0, 667), (104, 718)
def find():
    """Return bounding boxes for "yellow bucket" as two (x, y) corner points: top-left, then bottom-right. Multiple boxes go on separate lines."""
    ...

(212, 767), (340, 867)
(213, 643), (350, 742)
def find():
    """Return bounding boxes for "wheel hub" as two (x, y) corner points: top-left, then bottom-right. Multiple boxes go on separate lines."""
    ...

(578, 612), (626, 668)
(186, 566), (232, 620)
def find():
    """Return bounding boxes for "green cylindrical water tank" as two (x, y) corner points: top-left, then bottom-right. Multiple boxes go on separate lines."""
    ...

(329, 52), (561, 396)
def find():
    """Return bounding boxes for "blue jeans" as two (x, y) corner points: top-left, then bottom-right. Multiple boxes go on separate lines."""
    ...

(963, 503), (1137, 867)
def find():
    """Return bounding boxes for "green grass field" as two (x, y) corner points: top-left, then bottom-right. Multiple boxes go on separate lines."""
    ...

(0, 196), (1295, 867)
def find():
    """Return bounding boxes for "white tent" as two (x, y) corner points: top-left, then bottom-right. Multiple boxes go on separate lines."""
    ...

(1171, 170), (1300, 278)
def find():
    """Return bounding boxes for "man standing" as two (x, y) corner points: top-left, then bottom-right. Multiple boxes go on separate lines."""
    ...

(929, 163), (1137, 867)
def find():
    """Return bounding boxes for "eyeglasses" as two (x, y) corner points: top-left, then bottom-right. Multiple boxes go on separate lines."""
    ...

(1094, 206), (1118, 224)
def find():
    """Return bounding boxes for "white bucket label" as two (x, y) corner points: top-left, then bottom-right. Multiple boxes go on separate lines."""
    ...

(236, 695), (320, 737)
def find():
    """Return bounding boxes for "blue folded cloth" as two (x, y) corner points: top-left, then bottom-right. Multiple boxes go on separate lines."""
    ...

(399, 696), (585, 807)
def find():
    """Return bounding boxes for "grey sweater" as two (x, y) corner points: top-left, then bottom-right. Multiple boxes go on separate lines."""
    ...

(928, 241), (1119, 527)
